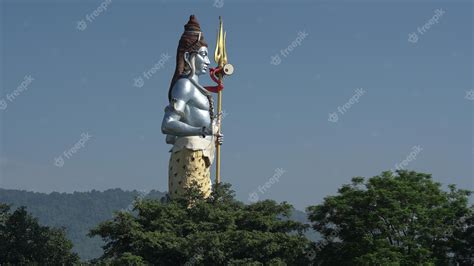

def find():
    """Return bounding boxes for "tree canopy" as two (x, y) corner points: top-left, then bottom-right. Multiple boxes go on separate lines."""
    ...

(307, 170), (473, 265)
(90, 182), (312, 265)
(0, 188), (166, 260)
(1, 170), (471, 265)
(0, 203), (79, 265)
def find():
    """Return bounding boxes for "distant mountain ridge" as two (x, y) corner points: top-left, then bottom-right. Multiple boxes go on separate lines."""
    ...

(0, 188), (315, 260)
(0, 188), (166, 260)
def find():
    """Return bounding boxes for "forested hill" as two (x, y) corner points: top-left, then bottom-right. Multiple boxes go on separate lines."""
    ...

(0, 188), (314, 261)
(0, 188), (166, 260)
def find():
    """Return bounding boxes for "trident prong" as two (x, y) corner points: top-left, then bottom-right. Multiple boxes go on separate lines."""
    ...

(214, 16), (228, 67)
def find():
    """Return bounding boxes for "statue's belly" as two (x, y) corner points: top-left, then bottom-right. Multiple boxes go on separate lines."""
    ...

(183, 105), (211, 128)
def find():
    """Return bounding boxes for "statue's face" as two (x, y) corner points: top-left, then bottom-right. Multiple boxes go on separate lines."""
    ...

(193, 46), (210, 75)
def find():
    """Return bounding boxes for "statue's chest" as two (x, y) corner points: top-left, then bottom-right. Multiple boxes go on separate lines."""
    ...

(188, 89), (210, 111)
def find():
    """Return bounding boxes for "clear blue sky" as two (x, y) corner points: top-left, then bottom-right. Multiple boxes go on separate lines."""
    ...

(1, 0), (472, 210)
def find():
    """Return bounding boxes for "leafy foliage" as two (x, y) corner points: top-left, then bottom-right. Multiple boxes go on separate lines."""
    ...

(0, 188), (166, 260)
(1, 170), (471, 264)
(307, 170), (473, 265)
(90, 182), (312, 265)
(0, 203), (79, 265)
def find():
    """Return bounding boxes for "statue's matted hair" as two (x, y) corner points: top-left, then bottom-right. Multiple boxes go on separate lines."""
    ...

(168, 15), (208, 101)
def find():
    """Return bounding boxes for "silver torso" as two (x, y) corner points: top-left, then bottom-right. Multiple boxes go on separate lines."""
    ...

(179, 79), (211, 128)
(161, 77), (213, 143)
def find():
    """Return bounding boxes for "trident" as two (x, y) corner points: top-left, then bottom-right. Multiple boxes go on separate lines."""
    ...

(205, 16), (234, 184)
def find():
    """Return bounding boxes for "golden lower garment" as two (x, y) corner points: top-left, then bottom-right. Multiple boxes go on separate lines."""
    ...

(168, 148), (212, 200)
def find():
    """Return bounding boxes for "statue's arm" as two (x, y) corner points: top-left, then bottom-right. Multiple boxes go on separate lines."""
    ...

(161, 79), (203, 137)
(162, 111), (202, 136)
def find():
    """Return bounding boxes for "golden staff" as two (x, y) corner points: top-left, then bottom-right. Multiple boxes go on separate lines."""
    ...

(213, 16), (233, 184)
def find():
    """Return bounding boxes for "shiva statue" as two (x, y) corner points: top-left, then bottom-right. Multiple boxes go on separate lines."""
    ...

(161, 15), (223, 199)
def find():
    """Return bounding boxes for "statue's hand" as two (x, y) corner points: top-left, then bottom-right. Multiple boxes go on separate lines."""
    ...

(201, 126), (223, 145)
(216, 132), (224, 145)
(201, 121), (220, 137)
(211, 120), (223, 145)
(201, 126), (213, 137)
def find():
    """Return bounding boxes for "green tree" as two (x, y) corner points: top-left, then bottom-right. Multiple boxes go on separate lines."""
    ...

(90, 182), (311, 265)
(0, 203), (79, 265)
(307, 170), (473, 265)
(0, 187), (166, 260)
(448, 193), (473, 264)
